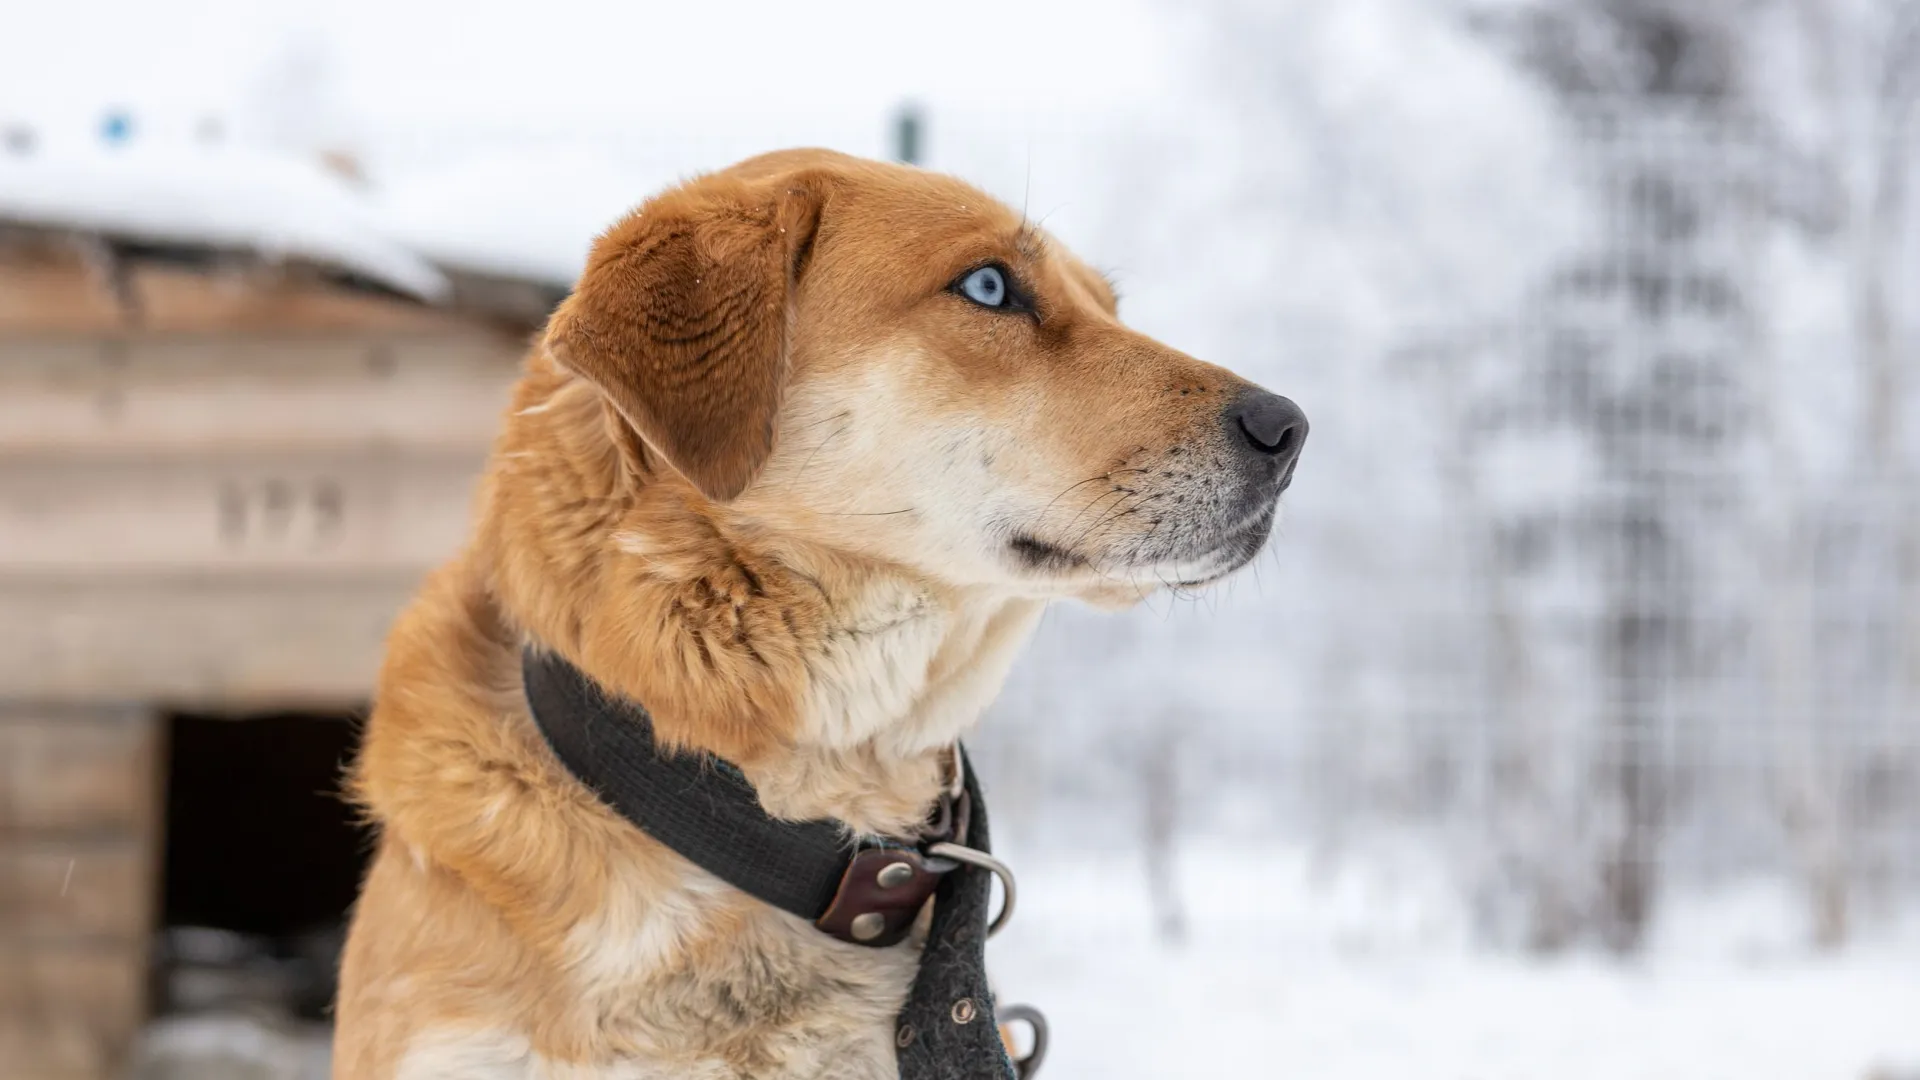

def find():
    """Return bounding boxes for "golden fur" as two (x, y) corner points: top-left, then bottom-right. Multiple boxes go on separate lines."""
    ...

(336, 149), (1296, 1078)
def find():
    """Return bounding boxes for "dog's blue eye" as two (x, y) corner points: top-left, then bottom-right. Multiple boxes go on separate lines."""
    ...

(959, 266), (1008, 308)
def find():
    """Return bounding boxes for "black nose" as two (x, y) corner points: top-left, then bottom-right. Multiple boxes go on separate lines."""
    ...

(1228, 390), (1308, 471)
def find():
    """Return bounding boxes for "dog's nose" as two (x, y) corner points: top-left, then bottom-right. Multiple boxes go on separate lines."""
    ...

(1227, 390), (1308, 472)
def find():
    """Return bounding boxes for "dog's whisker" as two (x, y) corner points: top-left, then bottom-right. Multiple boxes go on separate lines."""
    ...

(1056, 482), (1134, 539)
(822, 508), (918, 517)
(1038, 473), (1118, 517)
(1064, 494), (1144, 554)
(788, 418), (852, 493)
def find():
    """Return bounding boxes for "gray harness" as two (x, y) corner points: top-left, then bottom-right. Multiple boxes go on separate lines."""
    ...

(521, 649), (1046, 1079)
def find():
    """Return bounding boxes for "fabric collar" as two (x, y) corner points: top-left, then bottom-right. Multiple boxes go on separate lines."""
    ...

(519, 647), (1041, 1078)
(523, 645), (892, 920)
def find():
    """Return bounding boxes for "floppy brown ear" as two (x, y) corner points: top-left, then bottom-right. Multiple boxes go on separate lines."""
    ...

(544, 173), (825, 502)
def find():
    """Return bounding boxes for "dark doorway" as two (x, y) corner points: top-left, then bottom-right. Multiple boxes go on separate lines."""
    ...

(158, 712), (370, 1021)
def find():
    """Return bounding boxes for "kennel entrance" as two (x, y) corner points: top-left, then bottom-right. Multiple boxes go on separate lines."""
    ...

(157, 711), (370, 1023)
(0, 238), (527, 1079)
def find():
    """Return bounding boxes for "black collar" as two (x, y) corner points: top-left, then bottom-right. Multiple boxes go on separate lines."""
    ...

(523, 646), (968, 947)
(519, 647), (1044, 1077)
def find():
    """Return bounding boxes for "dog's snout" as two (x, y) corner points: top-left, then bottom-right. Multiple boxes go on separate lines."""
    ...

(1228, 390), (1308, 472)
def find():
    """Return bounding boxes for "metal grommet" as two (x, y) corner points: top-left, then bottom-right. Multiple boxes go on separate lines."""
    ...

(876, 860), (915, 889)
(998, 1004), (1049, 1079)
(849, 911), (887, 942)
(895, 1023), (917, 1049)
(950, 997), (977, 1025)
(923, 842), (1017, 937)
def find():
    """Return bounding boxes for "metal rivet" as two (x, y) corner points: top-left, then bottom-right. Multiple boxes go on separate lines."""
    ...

(850, 911), (887, 941)
(950, 998), (977, 1025)
(876, 860), (915, 889)
(895, 1024), (917, 1049)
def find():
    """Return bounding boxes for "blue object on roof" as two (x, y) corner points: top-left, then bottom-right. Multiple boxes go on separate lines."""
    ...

(100, 110), (134, 146)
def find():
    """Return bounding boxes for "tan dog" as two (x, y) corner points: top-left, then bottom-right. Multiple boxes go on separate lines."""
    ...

(335, 149), (1305, 1079)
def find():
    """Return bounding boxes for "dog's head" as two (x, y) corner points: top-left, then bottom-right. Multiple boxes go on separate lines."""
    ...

(544, 149), (1304, 605)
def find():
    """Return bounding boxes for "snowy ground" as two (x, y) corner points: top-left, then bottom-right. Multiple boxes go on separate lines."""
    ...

(988, 845), (1920, 1080)
(128, 843), (1920, 1080)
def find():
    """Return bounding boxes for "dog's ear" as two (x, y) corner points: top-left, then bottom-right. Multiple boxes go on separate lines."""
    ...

(544, 174), (825, 502)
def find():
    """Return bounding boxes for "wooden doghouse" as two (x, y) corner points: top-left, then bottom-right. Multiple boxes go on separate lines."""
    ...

(0, 227), (537, 1079)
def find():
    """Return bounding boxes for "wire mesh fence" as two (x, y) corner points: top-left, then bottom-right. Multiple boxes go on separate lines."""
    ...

(974, 88), (1920, 953)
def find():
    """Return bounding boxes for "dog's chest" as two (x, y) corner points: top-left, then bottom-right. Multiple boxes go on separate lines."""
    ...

(491, 861), (917, 1079)
(394, 1029), (901, 1080)
(395, 916), (912, 1080)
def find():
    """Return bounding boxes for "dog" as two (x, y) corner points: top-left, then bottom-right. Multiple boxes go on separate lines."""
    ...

(334, 148), (1305, 1079)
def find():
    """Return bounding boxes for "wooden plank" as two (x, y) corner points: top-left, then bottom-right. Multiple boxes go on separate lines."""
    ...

(0, 940), (146, 1080)
(0, 939), (147, 1027)
(0, 256), (122, 337)
(0, 335), (524, 454)
(0, 712), (156, 834)
(0, 841), (151, 941)
(128, 262), (483, 335)
(0, 576), (419, 705)
(0, 702), (157, 1079)
(0, 1020), (117, 1080)
(0, 242), (498, 337)
(0, 451), (485, 574)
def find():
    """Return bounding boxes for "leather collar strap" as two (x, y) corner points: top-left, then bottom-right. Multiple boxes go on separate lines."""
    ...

(520, 647), (1029, 1078)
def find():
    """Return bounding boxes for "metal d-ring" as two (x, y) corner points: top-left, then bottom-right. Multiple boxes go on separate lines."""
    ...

(923, 841), (1016, 938)
(996, 1003), (1049, 1078)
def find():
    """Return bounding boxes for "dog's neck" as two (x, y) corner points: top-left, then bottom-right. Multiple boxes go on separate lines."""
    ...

(742, 574), (1044, 834)
(478, 371), (1046, 837)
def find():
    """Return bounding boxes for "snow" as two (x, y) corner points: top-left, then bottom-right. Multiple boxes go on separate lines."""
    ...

(7, 0), (1920, 1074)
(130, 1013), (331, 1080)
(0, 142), (448, 299)
(126, 845), (1920, 1080)
(367, 150), (668, 287)
(990, 845), (1920, 1080)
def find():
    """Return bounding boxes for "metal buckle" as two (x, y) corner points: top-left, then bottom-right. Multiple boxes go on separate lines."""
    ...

(997, 1003), (1048, 1078)
(923, 841), (1016, 938)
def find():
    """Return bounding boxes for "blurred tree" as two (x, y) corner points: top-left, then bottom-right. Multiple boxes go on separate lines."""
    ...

(1140, 716), (1189, 945)
(1472, 0), (1760, 952)
(1474, 0), (1920, 950)
(1773, 0), (1920, 947)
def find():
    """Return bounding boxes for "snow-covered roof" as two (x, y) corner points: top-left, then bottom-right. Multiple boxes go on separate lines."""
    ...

(0, 143), (451, 301)
(0, 138), (701, 303)
(369, 151), (679, 289)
